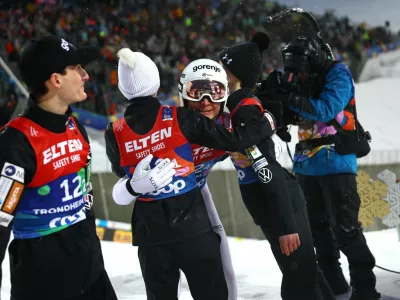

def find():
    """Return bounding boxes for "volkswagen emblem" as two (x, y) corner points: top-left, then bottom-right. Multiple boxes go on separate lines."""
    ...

(257, 167), (272, 183)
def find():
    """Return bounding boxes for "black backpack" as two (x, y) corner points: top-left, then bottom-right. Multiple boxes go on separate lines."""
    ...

(318, 61), (372, 158)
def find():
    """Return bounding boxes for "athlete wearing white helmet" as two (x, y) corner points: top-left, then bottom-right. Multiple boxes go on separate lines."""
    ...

(178, 59), (229, 117)
(177, 59), (284, 300)
(178, 59), (282, 157)
(107, 49), (275, 300)
(110, 57), (280, 299)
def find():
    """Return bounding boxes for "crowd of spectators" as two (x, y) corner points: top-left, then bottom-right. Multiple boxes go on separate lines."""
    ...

(0, 0), (398, 117)
(0, 69), (19, 127)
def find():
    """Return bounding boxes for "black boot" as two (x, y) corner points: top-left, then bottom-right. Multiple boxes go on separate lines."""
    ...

(318, 259), (350, 295)
(349, 288), (381, 300)
(340, 230), (379, 299)
(316, 247), (350, 295)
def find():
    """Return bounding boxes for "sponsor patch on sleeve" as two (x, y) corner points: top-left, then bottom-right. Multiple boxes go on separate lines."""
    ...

(0, 176), (13, 209)
(257, 167), (273, 184)
(247, 146), (262, 160)
(0, 211), (14, 227)
(1, 162), (24, 183)
(3, 181), (24, 214)
(252, 157), (268, 172)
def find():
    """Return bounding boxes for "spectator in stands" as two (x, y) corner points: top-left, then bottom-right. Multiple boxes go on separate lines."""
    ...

(1, 0), (398, 117)
(0, 81), (18, 127)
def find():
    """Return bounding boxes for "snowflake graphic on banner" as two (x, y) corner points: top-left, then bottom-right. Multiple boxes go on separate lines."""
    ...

(377, 169), (400, 227)
(356, 171), (390, 227)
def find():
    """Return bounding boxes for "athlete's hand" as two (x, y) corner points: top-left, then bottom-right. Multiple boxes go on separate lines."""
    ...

(279, 233), (301, 256)
(130, 154), (176, 194)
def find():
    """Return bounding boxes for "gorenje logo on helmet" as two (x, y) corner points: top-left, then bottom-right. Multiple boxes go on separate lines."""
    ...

(193, 65), (221, 73)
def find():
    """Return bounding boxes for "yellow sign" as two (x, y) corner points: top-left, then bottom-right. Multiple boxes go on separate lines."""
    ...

(113, 230), (132, 243)
(357, 171), (390, 227)
(96, 227), (105, 240)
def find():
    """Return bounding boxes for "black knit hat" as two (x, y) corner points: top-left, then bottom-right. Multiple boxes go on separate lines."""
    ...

(218, 32), (270, 88)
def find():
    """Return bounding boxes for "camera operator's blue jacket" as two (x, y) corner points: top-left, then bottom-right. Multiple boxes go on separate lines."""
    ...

(289, 63), (357, 176)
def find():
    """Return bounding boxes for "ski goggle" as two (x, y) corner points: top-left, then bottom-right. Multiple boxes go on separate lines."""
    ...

(180, 80), (228, 102)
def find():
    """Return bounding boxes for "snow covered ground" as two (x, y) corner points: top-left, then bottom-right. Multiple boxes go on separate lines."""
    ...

(1, 228), (399, 299)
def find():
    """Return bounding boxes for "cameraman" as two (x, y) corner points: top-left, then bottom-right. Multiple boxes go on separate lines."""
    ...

(269, 36), (380, 300)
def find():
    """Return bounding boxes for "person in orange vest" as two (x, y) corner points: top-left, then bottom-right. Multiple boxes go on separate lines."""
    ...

(111, 58), (244, 300)
(105, 48), (272, 300)
(0, 36), (117, 300)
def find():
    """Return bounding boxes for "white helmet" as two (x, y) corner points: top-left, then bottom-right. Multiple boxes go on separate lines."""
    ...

(178, 59), (229, 115)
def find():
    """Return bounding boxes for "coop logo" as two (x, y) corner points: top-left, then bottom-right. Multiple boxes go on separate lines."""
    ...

(1, 163), (24, 183)
(148, 180), (186, 196)
(193, 65), (221, 73)
(49, 208), (86, 228)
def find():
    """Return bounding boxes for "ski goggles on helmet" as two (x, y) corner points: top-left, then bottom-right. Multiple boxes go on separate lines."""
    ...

(180, 79), (228, 102)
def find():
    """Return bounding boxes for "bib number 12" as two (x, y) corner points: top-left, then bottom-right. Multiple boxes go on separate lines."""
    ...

(60, 175), (85, 202)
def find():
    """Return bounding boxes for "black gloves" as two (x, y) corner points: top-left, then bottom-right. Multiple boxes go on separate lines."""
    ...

(261, 70), (282, 93)
(287, 93), (316, 115)
(279, 71), (301, 93)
